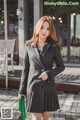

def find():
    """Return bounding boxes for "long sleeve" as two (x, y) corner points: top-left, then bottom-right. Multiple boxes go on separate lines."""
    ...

(47, 45), (65, 80)
(18, 44), (30, 95)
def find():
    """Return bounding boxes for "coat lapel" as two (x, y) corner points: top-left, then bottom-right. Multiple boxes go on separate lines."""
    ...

(33, 45), (44, 67)
(33, 42), (52, 67)
(40, 43), (51, 56)
(33, 45), (41, 61)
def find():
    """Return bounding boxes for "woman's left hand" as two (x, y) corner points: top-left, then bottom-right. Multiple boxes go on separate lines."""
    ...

(38, 72), (48, 80)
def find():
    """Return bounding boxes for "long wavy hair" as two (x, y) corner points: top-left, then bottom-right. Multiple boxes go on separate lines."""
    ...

(27, 16), (62, 49)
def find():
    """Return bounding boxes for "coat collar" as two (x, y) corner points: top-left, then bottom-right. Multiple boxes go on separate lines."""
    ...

(33, 36), (54, 48)
(33, 37), (53, 55)
(32, 37), (54, 67)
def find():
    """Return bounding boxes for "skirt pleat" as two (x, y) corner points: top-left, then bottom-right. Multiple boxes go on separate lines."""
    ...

(26, 82), (59, 113)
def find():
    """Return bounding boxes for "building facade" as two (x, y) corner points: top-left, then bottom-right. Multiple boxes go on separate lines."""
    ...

(0, 0), (80, 65)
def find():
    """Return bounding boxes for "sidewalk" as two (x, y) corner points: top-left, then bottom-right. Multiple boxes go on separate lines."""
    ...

(0, 65), (80, 92)
(0, 88), (80, 120)
(0, 89), (20, 120)
(0, 66), (80, 119)
(55, 66), (80, 93)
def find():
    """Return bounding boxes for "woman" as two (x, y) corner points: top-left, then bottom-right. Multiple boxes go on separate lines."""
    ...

(18, 16), (65, 120)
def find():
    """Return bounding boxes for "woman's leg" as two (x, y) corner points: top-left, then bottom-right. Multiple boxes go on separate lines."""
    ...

(42, 112), (49, 120)
(31, 113), (43, 120)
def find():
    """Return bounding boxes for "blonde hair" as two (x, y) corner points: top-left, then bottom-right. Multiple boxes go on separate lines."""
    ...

(26, 16), (62, 49)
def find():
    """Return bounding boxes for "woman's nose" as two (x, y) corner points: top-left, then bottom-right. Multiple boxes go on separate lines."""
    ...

(42, 29), (46, 33)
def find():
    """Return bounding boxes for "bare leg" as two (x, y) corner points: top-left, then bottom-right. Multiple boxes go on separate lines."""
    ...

(31, 113), (43, 120)
(42, 112), (49, 120)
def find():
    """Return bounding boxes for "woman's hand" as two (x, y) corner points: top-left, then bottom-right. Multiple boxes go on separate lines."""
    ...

(18, 94), (26, 99)
(38, 72), (48, 80)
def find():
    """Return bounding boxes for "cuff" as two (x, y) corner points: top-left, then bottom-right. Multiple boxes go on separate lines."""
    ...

(45, 70), (51, 81)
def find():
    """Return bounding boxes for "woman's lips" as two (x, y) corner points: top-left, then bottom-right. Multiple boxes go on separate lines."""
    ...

(42, 34), (46, 36)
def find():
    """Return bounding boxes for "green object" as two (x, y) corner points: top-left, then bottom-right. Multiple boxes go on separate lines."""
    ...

(19, 96), (26, 120)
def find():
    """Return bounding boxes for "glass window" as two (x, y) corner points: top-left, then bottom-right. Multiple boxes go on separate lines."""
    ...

(28, 0), (33, 38)
(0, 0), (18, 38)
(43, 0), (80, 63)
(8, 0), (18, 36)
(0, 0), (4, 37)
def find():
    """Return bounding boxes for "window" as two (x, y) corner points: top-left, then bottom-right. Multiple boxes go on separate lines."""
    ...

(0, 0), (18, 37)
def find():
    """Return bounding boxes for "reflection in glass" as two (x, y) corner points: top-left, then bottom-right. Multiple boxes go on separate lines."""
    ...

(43, 3), (80, 63)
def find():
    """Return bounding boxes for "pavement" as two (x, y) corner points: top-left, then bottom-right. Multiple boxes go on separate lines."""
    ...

(0, 89), (80, 120)
(0, 65), (80, 119)
(55, 66), (80, 93)
(55, 66), (80, 83)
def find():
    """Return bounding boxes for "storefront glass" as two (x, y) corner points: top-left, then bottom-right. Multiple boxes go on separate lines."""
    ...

(43, 0), (80, 63)
(8, 0), (18, 36)
(0, 0), (18, 38)
(0, 0), (4, 37)
(28, 0), (33, 38)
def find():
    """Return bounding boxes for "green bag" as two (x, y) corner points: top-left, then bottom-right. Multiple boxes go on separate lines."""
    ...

(19, 96), (26, 120)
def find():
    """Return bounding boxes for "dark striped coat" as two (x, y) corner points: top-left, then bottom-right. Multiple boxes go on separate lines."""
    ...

(18, 37), (65, 112)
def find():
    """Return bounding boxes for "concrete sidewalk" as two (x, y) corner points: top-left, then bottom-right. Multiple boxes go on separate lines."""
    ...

(0, 66), (80, 93)
(0, 66), (80, 119)
(55, 66), (80, 93)
(61, 66), (80, 75)
(0, 64), (80, 75)
(50, 92), (80, 120)
(0, 88), (80, 120)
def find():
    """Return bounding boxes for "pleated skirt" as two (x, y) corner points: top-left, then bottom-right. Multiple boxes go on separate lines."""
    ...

(26, 81), (60, 113)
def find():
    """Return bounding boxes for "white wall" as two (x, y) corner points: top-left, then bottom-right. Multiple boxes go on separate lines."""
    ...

(18, 0), (29, 64)
(76, 14), (80, 38)
(71, 14), (80, 39)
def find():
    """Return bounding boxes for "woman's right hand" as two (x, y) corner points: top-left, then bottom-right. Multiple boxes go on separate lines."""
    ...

(18, 94), (26, 99)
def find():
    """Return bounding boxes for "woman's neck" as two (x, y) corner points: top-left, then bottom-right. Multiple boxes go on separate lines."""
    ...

(38, 37), (46, 43)
(38, 38), (46, 52)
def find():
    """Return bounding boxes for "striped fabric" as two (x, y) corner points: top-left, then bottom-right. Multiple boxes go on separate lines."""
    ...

(26, 82), (59, 113)
(26, 92), (80, 120)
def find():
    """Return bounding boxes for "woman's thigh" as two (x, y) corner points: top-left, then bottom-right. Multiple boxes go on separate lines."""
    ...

(31, 113), (43, 120)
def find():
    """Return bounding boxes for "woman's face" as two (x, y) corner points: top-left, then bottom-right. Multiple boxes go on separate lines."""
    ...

(39, 21), (50, 39)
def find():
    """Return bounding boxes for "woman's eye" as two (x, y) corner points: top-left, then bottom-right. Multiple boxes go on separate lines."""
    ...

(41, 27), (50, 31)
(47, 28), (50, 30)
(41, 27), (44, 29)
